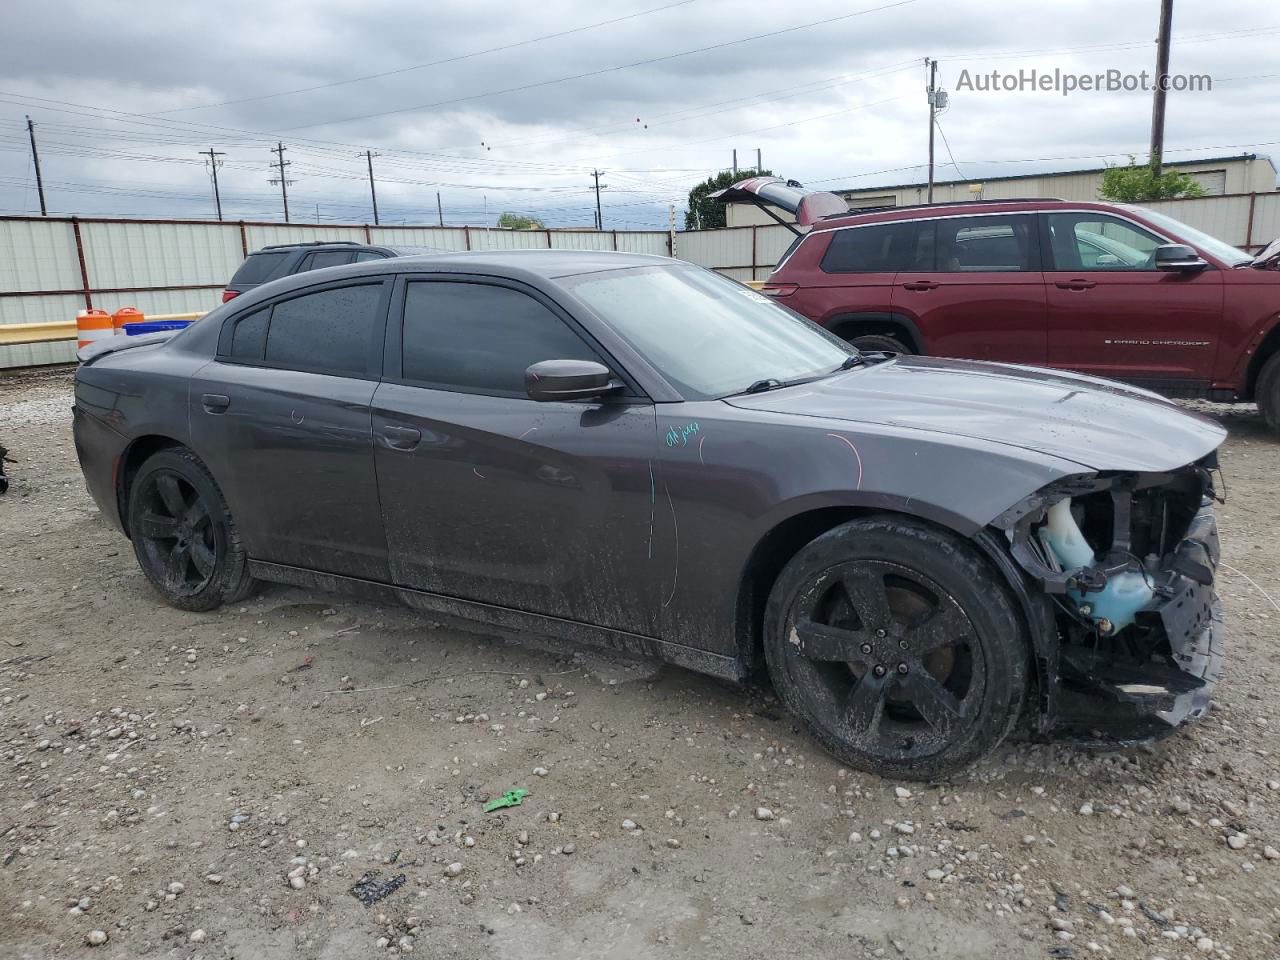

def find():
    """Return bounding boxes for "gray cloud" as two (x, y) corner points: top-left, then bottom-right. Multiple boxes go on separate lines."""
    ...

(0, 0), (1275, 229)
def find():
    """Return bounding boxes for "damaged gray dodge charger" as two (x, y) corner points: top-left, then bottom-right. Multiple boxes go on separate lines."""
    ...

(72, 251), (1225, 779)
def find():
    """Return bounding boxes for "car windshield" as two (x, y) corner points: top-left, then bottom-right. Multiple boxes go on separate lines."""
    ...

(562, 263), (856, 399)
(1126, 206), (1253, 265)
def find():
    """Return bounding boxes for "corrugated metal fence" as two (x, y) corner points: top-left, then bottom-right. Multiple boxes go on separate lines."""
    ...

(2, 191), (1278, 368)
(0, 218), (671, 368)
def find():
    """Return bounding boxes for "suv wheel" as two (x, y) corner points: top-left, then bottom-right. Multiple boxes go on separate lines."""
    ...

(763, 517), (1028, 781)
(127, 448), (256, 611)
(847, 333), (910, 354)
(1255, 353), (1280, 433)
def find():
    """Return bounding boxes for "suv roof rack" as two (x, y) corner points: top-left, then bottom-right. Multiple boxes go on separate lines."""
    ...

(258, 240), (362, 250)
(829, 197), (1066, 219)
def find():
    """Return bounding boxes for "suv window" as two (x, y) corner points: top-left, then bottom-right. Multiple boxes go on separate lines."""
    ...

(821, 221), (932, 273)
(935, 215), (1039, 272)
(1044, 213), (1162, 270)
(353, 251), (387, 262)
(401, 281), (600, 396)
(222, 282), (384, 376)
(230, 251), (289, 285)
(301, 250), (356, 271)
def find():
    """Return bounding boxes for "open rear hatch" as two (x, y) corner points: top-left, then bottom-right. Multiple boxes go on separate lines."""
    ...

(710, 177), (847, 233)
(1251, 236), (1280, 270)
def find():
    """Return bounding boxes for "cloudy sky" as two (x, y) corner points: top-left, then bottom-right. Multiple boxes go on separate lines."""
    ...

(0, 0), (1276, 229)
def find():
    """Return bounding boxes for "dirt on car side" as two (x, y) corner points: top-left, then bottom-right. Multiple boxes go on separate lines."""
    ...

(2, 370), (1279, 960)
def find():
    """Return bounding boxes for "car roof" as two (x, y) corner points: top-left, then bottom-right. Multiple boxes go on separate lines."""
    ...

(813, 197), (1135, 230)
(225, 249), (674, 309)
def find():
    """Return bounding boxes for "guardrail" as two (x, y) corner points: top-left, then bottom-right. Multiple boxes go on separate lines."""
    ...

(0, 312), (204, 347)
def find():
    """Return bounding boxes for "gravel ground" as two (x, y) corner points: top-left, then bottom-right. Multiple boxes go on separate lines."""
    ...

(2, 368), (1279, 960)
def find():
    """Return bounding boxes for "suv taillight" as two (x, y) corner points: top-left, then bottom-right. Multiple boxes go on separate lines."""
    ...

(221, 290), (239, 303)
(761, 282), (798, 298)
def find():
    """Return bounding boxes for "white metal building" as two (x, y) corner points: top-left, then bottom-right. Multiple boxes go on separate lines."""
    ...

(726, 154), (1278, 227)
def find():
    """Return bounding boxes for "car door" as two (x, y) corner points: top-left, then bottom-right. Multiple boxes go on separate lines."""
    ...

(1042, 211), (1223, 387)
(189, 277), (393, 581)
(799, 220), (927, 332)
(371, 275), (659, 635)
(892, 214), (1048, 363)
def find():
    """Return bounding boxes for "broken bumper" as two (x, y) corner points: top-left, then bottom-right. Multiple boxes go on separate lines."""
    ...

(1053, 503), (1225, 742)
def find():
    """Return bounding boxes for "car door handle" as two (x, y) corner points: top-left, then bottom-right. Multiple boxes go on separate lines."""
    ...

(901, 281), (939, 291)
(201, 393), (230, 414)
(1054, 279), (1097, 290)
(382, 424), (422, 451)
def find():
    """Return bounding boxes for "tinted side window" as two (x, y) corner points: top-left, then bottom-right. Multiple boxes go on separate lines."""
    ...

(1043, 213), (1162, 271)
(229, 308), (268, 360)
(401, 282), (599, 396)
(230, 252), (288, 285)
(301, 250), (356, 271)
(262, 283), (384, 376)
(935, 215), (1039, 272)
(354, 251), (387, 262)
(820, 222), (930, 273)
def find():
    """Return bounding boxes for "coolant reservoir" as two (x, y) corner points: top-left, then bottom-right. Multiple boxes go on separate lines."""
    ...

(1042, 498), (1153, 632)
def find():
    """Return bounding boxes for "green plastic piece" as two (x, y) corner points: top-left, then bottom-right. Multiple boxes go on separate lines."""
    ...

(484, 788), (530, 812)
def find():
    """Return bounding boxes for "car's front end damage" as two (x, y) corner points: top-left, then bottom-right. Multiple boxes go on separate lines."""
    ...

(993, 455), (1224, 744)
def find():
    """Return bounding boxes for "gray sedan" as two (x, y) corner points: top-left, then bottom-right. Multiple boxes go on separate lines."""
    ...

(73, 250), (1225, 779)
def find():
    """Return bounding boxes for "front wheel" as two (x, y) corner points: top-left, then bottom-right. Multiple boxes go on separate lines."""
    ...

(763, 517), (1028, 780)
(126, 447), (256, 612)
(1255, 352), (1280, 434)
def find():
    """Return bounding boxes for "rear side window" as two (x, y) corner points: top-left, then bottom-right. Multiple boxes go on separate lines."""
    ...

(821, 222), (932, 273)
(354, 251), (388, 262)
(230, 252), (288, 285)
(263, 284), (384, 376)
(934, 215), (1039, 272)
(400, 281), (600, 396)
(229, 308), (268, 360)
(300, 250), (356, 271)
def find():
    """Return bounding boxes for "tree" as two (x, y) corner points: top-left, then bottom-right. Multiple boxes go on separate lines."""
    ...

(497, 212), (545, 230)
(1098, 157), (1206, 203)
(685, 168), (773, 230)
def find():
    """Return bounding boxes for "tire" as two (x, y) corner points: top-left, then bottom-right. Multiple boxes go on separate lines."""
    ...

(847, 333), (910, 354)
(763, 516), (1028, 781)
(1255, 352), (1280, 434)
(126, 447), (256, 612)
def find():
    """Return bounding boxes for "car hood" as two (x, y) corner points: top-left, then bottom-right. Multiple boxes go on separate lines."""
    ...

(724, 356), (1226, 472)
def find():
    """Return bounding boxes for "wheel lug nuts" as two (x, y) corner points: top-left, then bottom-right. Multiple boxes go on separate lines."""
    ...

(875, 628), (887, 638)
(898, 639), (908, 650)
(872, 665), (887, 678)
(860, 643), (873, 655)
(897, 663), (909, 675)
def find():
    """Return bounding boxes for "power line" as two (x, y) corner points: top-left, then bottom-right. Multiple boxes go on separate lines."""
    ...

(151, 0), (701, 114)
(277, 0), (920, 131)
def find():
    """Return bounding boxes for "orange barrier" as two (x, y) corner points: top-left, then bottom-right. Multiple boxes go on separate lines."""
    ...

(75, 309), (113, 349)
(112, 306), (143, 333)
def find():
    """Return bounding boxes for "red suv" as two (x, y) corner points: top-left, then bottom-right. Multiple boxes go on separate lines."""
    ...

(716, 179), (1280, 430)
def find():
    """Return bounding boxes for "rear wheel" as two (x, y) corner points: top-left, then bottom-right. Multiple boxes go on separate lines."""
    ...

(847, 333), (910, 354)
(763, 517), (1028, 780)
(1255, 352), (1280, 434)
(127, 448), (256, 611)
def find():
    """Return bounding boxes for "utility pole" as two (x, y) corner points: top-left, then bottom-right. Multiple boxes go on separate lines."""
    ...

(199, 148), (225, 221)
(1149, 0), (1174, 178)
(364, 150), (380, 225)
(926, 58), (938, 203)
(268, 141), (292, 223)
(25, 116), (47, 216)
(592, 169), (606, 230)
(436, 191), (444, 226)
(732, 149), (738, 176)
(756, 148), (762, 173)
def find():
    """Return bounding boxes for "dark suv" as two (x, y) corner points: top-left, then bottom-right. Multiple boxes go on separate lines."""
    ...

(222, 241), (398, 303)
(716, 179), (1280, 430)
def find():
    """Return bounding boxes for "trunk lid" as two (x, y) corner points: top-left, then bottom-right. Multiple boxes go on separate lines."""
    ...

(709, 177), (848, 226)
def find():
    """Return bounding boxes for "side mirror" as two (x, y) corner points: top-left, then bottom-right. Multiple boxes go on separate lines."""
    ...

(526, 359), (620, 402)
(1154, 243), (1209, 272)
